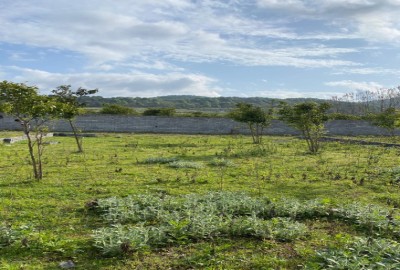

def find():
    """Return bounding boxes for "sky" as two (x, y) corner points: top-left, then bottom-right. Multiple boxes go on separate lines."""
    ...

(0, 0), (399, 99)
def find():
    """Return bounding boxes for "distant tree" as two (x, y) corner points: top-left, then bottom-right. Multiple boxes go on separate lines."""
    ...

(100, 104), (137, 115)
(229, 103), (272, 144)
(0, 81), (64, 180)
(52, 85), (98, 153)
(278, 102), (330, 153)
(143, 108), (176, 116)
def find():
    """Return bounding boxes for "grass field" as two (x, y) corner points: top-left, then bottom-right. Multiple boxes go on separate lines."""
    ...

(1, 132), (400, 269)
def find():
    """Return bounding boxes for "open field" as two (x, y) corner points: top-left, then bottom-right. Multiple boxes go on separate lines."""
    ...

(1, 132), (400, 269)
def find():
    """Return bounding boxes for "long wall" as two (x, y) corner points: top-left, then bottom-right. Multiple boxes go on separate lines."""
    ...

(0, 115), (397, 136)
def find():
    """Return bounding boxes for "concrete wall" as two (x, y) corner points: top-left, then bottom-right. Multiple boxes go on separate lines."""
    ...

(0, 115), (397, 136)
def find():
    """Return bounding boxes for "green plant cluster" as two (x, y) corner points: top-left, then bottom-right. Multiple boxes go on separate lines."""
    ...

(0, 223), (19, 248)
(307, 237), (400, 269)
(141, 157), (204, 169)
(271, 199), (400, 238)
(141, 157), (178, 164)
(167, 161), (204, 169)
(91, 192), (307, 256)
(90, 192), (400, 257)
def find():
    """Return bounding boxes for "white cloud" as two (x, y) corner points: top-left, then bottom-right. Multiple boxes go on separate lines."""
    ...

(257, 0), (307, 11)
(252, 89), (339, 99)
(334, 67), (400, 75)
(3, 66), (222, 97)
(325, 80), (383, 92)
(256, 0), (400, 44)
(0, 0), (362, 68)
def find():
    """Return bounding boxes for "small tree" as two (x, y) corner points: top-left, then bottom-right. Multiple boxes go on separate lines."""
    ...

(372, 107), (400, 137)
(278, 102), (330, 153)
(0, 81), (63, 180)
(229, 103), (272, 144)
(51, 85), (98, 153)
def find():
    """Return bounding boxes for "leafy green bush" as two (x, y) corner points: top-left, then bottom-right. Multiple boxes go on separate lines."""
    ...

(100, 104), (137, 115)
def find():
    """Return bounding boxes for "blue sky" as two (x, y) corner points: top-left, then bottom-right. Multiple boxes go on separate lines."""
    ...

(0, 0), (399, 98)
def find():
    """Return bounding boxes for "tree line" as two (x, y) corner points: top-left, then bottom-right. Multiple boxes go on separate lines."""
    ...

(78, 95), (323, 110)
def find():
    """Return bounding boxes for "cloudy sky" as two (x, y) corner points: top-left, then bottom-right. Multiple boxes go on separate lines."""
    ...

(1, 0), (399, 98)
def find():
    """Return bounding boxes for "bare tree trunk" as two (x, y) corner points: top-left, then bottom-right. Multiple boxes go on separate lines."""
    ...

(35, 131), (44, 179)
(22, 122), (40, 179)
(69, 119), (83, 152)
(248, 123), (257, 144)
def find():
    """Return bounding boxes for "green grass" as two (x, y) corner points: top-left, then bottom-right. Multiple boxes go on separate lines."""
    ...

(1, 133), (400, 269)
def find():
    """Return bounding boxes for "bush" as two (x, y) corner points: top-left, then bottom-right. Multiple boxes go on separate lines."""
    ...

(100, 104), (137, 115)
(143, 108), (176, 116)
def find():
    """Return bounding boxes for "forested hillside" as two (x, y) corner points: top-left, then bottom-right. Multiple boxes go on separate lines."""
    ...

(78, 95), (324, 110)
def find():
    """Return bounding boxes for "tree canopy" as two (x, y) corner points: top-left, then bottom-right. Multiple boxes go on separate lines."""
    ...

(279, 102), (330, 153)
(229, 103), (272, 144)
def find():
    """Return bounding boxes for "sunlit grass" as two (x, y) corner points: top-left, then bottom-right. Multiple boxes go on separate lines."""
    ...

(1, 133), (400, 269)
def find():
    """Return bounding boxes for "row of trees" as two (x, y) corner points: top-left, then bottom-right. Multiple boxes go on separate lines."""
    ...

(331, 87), (400, 115)
(0, 81), (97, 180)
(100, 104), (176, 116)
(229, 102), (331, 153)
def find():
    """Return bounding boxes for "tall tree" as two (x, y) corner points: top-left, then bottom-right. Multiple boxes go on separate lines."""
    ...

(278, 102), (330, 153)
(51, 85), (98, 152)
(229, 103), (272, 144)
(0, 81), (64, 179)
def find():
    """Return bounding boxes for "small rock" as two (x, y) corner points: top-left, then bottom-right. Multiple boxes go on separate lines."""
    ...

(59, 260), (75, 269)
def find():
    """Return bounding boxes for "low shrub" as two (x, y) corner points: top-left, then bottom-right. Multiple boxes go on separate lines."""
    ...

(91, 192), (308, 255)
(141, 157), (178, 164)
(0, 224), (19, 248)
(92, 216), (307, 256)
(306, 237), (400, 269)
(91, 192), (400, 256)
(168, 161), (204, 169)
